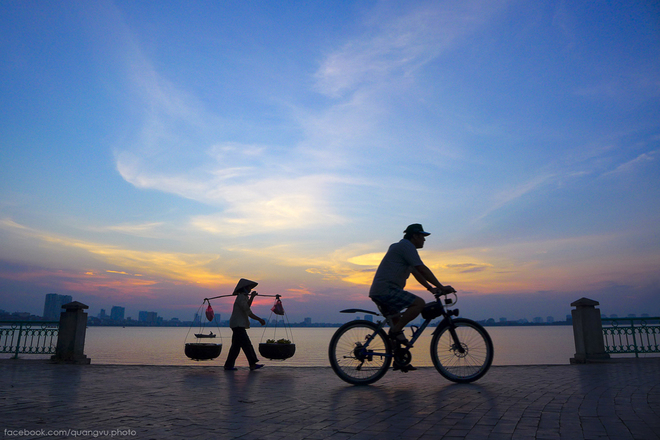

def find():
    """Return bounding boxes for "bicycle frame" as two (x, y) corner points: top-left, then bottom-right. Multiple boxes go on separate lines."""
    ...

(342, 292), (463, 360)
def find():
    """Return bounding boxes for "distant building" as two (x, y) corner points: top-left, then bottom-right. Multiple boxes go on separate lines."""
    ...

(547, 316), (554, 323)
(363, 315), (373, 322)
(98, 309), (107, 319)
(499, 317), (507, 323)
(43, 293), (73, 320)
(139, 311), (158, 324)
(533, 317), (543, 324)
(304, 317), (312, 325)
(110, 306), (125, 321)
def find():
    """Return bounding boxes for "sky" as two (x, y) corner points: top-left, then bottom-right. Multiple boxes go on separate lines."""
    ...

(1, 0), (659, 324)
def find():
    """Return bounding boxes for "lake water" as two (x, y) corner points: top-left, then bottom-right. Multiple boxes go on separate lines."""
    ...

(4, 325), (579, 367)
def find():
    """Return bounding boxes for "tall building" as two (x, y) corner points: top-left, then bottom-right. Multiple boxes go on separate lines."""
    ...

(110, 306), (125, 321)
(43, 293), (73, 320)
(138, 311), (158, 324)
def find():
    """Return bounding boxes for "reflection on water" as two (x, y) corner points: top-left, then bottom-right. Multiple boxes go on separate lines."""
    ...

(68, 325), (576, 367)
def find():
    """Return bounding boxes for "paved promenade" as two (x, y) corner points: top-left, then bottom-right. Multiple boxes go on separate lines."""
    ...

(1, 358), (659, 440)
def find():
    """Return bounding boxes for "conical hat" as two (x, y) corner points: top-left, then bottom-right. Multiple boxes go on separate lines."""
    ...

(233, 278), (258, 295)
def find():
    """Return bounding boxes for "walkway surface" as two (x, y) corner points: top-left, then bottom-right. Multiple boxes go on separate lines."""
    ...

(1, 358), (659, 440)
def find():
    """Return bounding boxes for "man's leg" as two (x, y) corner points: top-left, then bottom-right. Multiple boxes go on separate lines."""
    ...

(390, 297), (425, 334)
(234, 327), (259, 365)
(242, 334), (260, 366)
(224, 328), (242, 368)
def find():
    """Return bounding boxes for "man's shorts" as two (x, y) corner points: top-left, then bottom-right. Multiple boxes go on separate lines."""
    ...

(369, 287), (419, 317)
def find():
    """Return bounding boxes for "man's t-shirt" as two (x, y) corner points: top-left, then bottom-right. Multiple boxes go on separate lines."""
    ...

(229, 293), (252, 328)
(369, 239), (423, 297)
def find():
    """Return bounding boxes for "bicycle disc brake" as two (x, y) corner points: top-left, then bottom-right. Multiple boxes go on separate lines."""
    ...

(451, 342), (469, 358)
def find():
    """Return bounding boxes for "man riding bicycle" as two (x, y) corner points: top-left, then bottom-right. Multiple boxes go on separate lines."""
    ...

(369, 224), (455, 354)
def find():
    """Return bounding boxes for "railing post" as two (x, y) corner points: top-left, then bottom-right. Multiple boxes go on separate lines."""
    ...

(629, 319), (639, 358)
(12, 322), (23, 359)
(51, 301), (91, 364)
(570, 297), (610, 364)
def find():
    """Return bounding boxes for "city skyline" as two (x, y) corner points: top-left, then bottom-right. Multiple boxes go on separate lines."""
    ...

(1, 1), (659, 323)
(1, 292), (655, 327)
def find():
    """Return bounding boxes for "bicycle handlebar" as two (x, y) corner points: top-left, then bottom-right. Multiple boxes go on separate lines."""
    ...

(434, 290), (458, 306)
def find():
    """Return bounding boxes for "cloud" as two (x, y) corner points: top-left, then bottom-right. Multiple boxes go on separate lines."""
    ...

(96, 222), (165, 237)
(444, 263), (492, 273)
(0, 219), (232, 287)
(603, 149), (659, 177)
(111, 1), (513, 238)
(474, 173), (555, 221)
(188, 173), (350, 236)
(347, 253), (385, 266)
(314, 1), (509, 98)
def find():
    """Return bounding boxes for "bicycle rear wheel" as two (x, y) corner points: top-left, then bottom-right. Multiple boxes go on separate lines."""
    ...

(431, 318), (493, 383)
(328, 320), (392, 385)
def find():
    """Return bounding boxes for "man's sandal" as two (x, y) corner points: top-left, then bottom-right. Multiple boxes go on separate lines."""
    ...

(393, 363), (417, 372)
(388, 329), (409, 346)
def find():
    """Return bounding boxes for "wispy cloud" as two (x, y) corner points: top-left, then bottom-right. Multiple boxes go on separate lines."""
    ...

(603, 149), (659, 177)
(95, 222), (165, 237)
(445, 263), (492, 273)
(474, 173), (555, 221)
(112, 1), (512, 238)
(314, 1), (509, 98)
(0, 219), (232, 287)
(189, 174), (349, 236)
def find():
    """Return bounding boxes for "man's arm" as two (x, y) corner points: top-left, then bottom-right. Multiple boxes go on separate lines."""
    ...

(248, 311), (266, 325)
(412, 265), (449, 293)
(247, 292), (265, 325)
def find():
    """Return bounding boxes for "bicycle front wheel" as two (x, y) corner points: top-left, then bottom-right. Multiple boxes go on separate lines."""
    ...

(431, 318), (493, 383)
(328, 320), (392, 385)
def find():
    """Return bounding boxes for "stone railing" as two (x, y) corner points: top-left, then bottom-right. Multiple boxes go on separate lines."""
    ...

(602, 317), (660, 357)
(0, 321), (59, 358)
(570, 298), (610, 363)
(1, 301), (91, 364)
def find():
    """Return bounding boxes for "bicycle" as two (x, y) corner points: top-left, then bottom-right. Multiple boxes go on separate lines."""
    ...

(328, 291), (494, 385)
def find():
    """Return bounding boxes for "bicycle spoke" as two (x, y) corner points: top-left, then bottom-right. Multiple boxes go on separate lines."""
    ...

(329, 321), (392, 385)
(431, 319), (493, 383)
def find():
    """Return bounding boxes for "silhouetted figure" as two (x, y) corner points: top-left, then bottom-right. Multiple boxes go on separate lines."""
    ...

(369, 224), (455, 357)
(224, 278), (266, 371)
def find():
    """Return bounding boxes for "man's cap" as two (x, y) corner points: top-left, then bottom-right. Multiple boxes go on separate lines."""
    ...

(404, 223), (430, 236)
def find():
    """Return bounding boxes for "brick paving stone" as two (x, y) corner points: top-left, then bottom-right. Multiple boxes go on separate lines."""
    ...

(2, 359), (660, 439)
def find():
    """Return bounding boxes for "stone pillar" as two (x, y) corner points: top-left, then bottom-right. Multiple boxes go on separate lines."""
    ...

(570, 297), (610, 364)
(51, 301), (91, 364)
